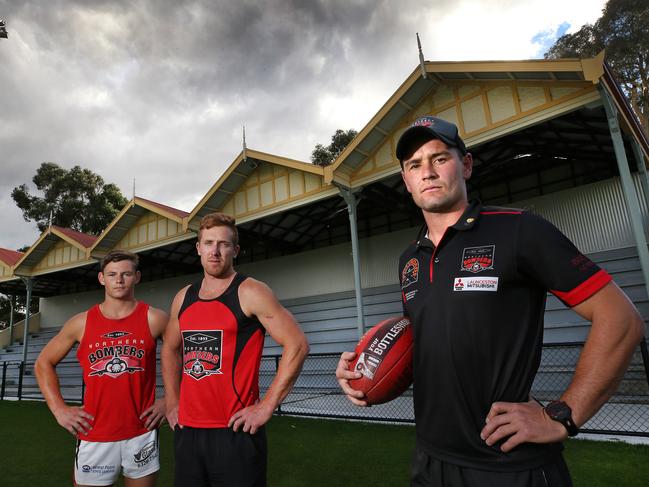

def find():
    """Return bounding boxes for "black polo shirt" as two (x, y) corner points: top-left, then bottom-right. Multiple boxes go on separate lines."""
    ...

(399, 200), (611, 471)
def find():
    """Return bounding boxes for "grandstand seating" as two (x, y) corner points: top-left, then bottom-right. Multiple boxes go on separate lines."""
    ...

(1, 246), (647, 407)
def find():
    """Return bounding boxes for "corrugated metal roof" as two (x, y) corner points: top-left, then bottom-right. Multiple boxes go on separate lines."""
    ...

(0, 248), (24, 266)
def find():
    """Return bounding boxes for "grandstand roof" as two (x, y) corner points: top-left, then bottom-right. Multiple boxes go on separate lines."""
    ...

(324, 52), (636, 187)
(51, 226), (98, 248)
(91, 197), (191, 258)
(186, 148), (329, 230)
(13, 226), (96, 275)
(0, 248), (24, 266)
(0, 51), (647, 296)
(132, 197), (190, 219)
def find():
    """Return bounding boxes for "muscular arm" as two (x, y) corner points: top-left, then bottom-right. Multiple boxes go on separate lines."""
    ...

(561, 281), (644, 424)
(139, 306), (171, 429)
(482, 282), (645, 451)
(160, 287), (187, 430)
(147, 306), (169, 340)
(228, 279), (309, 433)
(34, 313), (94, 435)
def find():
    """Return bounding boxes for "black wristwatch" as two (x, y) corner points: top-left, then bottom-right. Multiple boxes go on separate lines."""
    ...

(544, 400), (579, 437)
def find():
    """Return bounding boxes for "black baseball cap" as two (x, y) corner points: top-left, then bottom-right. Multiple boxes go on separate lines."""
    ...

(396, 116), (467, 161)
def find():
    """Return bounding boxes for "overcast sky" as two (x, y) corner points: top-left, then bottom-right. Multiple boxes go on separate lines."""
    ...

(0, 0), (607, 251)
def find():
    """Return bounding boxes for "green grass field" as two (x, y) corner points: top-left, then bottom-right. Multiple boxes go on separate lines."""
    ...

(1, 401), (648, 486)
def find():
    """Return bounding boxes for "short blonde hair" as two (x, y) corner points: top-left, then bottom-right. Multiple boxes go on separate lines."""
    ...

(198, 213), (238, 245)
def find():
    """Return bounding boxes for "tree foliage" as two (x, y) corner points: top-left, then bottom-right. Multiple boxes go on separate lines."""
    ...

(545, 0), (649, 134)
(11, 162), (128, 235)
(0, 293), (39, 329)
(311, 129), (358, 167)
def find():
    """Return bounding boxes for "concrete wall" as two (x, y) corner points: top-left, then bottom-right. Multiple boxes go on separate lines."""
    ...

(39, 227), (416, 328)
(39, 274), (200, 328)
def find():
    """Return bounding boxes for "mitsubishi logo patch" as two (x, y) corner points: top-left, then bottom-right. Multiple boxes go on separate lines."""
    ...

(461, 245), (495, 273)
(453, 277), (499, 291)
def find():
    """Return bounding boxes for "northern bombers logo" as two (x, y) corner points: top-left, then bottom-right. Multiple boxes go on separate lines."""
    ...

(182, 330), (223, 380)
(461, 245), (495, 273)
(87, 346), (145, 378)
(401, 258), (419, 288)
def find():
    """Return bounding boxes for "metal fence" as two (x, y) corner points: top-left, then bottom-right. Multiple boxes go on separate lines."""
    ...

(3, 341), (649, 437)
(261, 341), (649, 437)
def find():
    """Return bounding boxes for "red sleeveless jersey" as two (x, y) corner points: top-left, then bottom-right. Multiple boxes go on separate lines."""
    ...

(76, 301), (156, 441)
(178, 274), (265, 428)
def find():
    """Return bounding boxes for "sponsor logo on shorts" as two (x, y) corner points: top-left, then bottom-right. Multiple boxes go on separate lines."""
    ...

(134, 440), (157, 467)
(182, 330), (223, 380)
(80, 464), (116, 475)
(401, 258), (419, 288)
(102, 331), (131, 339)
(453, 277), (499, 291)
(461, 245), (495, 273)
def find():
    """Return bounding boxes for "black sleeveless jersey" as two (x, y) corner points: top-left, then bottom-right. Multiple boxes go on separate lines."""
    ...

(177, 274), (265, 428)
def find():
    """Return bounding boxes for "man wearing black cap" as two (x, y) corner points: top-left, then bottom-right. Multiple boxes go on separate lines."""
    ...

(337, 116), (644, 486)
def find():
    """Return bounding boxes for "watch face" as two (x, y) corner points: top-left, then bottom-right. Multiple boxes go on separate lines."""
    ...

(546, 401), (571, 421)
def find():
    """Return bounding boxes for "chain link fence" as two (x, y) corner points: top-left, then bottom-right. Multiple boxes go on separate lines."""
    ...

(261, 341), (649, 436)
(3, 341), (648, 436)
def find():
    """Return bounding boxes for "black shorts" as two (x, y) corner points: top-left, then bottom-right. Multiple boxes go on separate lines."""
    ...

(173, 426), (267, 487)
(411, 448), (573, 487)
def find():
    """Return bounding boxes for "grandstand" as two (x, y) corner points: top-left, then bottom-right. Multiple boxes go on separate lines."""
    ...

(1, 53), (648, 435)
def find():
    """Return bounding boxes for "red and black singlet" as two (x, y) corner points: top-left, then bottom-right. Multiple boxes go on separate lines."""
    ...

(76, 301), (156, 442)
(177, 273), (265, 428)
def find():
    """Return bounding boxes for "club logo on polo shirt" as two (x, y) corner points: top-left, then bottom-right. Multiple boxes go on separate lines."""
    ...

(401, 258), (419, 288)
(461, 245), (495, 273)
(182, 330), (223, 380)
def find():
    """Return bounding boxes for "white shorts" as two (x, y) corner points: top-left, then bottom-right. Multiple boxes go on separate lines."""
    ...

(74, 429), (160, 486)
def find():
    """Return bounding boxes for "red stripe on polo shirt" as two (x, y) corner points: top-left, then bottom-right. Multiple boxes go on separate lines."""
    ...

(551, 269), (612, 307)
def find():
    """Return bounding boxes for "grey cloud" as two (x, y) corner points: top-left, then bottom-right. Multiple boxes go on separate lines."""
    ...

(0, 0), (455, 250)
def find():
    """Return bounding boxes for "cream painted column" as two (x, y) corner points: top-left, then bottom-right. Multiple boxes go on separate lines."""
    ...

(20, 278), (33, 364)
(8, 294), (15, 344)
(600, 85), (649, 302)
(632, 140), (649, 212)
(335, 183), (366, 339)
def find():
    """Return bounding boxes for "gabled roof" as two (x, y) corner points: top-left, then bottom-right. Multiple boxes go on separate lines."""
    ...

(186, 148), (329, 229)
(52, 226), (98, 248)
(132, 197), (190, 219)
(0, 248), (24, 267)
(324, 54), (610, 186)
(13, 226), (96, 273)
(91, 197), (191, 257)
